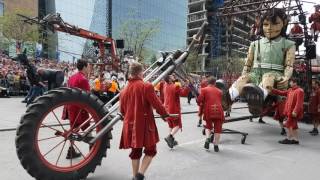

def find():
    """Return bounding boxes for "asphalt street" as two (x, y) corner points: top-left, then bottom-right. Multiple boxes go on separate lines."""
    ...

(0, 97), (320, 180)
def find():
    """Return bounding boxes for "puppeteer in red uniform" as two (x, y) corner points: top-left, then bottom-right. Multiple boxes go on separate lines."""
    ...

(309, 5), (320, 41)
(197, 76), (208, 127)
(271, 78), (304, 144)
(289, 21), (303, 51)
(67, 71), (90, 129)
(163, 75), (183, 148)
(119, 62), (168, 180)
(308, 80), (320, 135)
(63, 59), (90, 159)
(197, 76), (224, 152)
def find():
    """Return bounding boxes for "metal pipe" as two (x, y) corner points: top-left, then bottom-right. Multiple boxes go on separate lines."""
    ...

(218, 0), (284, 11)
(217, 6), (298, 17)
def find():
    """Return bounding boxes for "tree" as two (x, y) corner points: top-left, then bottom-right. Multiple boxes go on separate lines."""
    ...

(207, 55), (245, 77)
(185, 51), (203, 73)
(118, 18), (160, 62)
(149, 53), (157, 64)
(0, 9), (39, 44)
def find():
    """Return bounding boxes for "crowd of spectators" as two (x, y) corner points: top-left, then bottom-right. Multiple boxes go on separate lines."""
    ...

(0, 52), (129, 106)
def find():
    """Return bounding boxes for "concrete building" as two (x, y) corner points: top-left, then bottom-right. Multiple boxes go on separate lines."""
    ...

(187, 0), (256, 71)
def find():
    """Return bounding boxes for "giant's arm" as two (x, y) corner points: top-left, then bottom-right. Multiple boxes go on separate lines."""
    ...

(242, 43), (255, 75)
(283, 45), (296, 80)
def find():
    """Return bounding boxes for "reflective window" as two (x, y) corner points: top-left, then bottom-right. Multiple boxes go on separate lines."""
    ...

(0, 2), (4, 16)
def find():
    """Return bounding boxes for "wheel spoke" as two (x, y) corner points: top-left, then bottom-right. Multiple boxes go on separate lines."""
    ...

(38, 136), (61, 142)
(41, 123), (63, 133)
(71, 109), (83, 130)
(43, 139), (65, 157)
(73, 116), (93, 133)
(72, 142), (86, 159)
(55, 140), (66, 166)
(51, 110), (67, 132)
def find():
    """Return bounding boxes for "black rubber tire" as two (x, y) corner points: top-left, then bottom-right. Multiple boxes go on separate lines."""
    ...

(15, 88), (112, 180)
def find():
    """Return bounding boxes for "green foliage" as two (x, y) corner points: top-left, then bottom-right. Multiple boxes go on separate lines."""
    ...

(118, 17), (160, 62)
(207, 55), (245, 74)
(185, 51), (203, 73)
(150, 53), (157, 64)
(0, 9), (39, 43)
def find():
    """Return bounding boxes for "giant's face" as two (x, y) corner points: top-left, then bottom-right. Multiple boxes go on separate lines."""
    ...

(262, 16), (284, 39)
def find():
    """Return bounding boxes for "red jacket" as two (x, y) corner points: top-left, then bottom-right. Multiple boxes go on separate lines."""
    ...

(308, 88), (320, 114)
(64, 72), (90, 129)
(274, 99), (286, 120)
(272, 86), (304, 119)
(290, 25), (303, 34)
(163, 82), (182, 128)
(197, 85), (224, 121)
(309, 11), (320, 31)
(200, 80), (208, 89)
(119, 78), (168, 149)
(159, 81), (165, 103)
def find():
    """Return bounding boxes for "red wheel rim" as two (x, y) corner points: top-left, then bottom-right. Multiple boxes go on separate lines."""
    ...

(34, 102), (104, 172)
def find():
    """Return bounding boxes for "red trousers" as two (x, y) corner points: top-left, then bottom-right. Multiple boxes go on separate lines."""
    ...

(204, 118), (223, 133)
(167, 118), (179, 129)
(129, 145), (157, 160)
(284, 117), (299, 130)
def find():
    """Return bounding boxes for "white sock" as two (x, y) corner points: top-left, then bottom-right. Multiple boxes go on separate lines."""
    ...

(229, 86), (239, 101)
(259, 86), (268, 100)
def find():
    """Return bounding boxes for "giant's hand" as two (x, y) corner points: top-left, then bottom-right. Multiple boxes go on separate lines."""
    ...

(277, 77), (289, 89)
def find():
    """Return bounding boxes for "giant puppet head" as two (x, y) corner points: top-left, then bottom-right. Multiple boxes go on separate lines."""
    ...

(259, 8), (288, 40)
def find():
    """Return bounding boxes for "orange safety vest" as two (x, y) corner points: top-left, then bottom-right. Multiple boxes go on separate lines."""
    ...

(108, 81), (118, 93)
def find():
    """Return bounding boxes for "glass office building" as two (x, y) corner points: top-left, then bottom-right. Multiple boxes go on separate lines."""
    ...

(41, 0), (187, 61)
(112, 0), (187, 52)
(40, 0), (107, 61)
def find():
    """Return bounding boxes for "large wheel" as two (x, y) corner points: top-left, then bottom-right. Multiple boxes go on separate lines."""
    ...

(16, 88), (112, 180)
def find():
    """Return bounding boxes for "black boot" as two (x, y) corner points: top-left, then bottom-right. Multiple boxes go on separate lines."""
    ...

(291, 139), (300, 145)
(280, 128), (286, 136)
(173, 140), (178, 146)
(134, 173), (145, 180)
(197, 119), (202, 127)
(164, 135), (175, 148)
(66, 146), (81, 159)
(204, 138), (210, 150)
(258, 117), (266, 124)
(278, 138), (292, 144)
(314, 35), (318, 42)
(309, 128), (319, 136)
(214, 145), (219, 152)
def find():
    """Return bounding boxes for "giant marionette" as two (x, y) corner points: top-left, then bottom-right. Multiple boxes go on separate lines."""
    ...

(309, 4), (320, 42)
(223, 8), (296, 115)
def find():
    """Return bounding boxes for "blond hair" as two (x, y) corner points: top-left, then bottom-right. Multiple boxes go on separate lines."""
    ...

(128, 62), (143, 77)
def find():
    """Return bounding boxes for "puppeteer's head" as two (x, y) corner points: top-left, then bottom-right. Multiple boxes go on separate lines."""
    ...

(259, 8), (288, 39)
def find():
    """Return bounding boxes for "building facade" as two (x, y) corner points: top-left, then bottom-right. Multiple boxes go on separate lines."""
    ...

(112, 0), (187, 53)
(187, 0), (256, 71)
(40, 0), (187, 61)
(39, 0), (107, 61)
